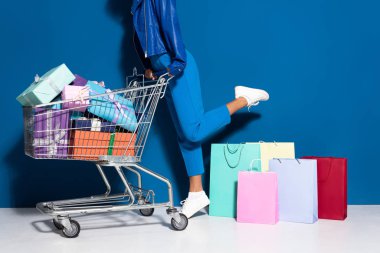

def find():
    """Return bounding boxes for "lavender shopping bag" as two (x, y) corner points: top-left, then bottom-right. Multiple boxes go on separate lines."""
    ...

(269, 159), (318, 224)
(32, 109), (70, 158)
(237, 171), (278, 224)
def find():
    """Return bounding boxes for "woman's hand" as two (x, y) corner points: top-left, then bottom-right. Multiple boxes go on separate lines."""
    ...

(166, 68), (173, 77)
(145, 69), (156, 80)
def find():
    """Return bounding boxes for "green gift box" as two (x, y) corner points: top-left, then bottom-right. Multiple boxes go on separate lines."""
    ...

(209, 143), (261, 218)
(16, 64), (75, 106)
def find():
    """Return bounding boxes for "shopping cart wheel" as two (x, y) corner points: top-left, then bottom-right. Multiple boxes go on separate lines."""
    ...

(62, 220), (81, 238)
(171, 213), (188, 231)
(139, 201), (154, 216)
(53, 219), (64, 230)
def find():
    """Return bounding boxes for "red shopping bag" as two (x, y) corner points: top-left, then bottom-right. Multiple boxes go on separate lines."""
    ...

(302, 156), (347, 220)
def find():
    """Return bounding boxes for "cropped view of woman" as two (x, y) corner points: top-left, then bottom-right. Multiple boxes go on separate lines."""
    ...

(131, 0), (270, 218)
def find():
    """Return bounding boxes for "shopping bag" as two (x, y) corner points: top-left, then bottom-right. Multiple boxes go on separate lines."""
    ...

(302, 156), (347, 220)
(209, 143), (261, 218)
(247, 142), (295, 172)
(269, 158), (318, 223)
(237, 171), (278, 224)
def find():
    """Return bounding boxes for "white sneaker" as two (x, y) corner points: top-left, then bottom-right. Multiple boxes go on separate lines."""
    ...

(180, 191), (210, 219)
(235, 86), (270, 107)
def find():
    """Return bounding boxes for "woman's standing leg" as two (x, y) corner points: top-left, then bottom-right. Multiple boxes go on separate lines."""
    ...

(163, 51), (233, 218)
(164, 89), (205, 178)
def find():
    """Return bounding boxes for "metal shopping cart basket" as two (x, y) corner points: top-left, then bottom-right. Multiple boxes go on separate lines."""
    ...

(22, 69), (188, 238)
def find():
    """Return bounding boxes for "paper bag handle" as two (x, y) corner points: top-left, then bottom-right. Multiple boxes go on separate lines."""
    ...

(248, 159), (261, 172)
(223, 143), (244, 169)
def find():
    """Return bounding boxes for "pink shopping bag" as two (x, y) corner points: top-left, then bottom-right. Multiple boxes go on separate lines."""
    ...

(237, 171), (278, 224)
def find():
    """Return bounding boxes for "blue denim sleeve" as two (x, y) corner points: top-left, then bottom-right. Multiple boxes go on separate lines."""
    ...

(155, 0), (187, 76)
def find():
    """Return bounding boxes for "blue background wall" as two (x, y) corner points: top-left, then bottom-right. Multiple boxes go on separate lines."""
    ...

(0, 0), (379, 207)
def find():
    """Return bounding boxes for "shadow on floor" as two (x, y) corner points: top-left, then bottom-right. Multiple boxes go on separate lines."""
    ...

(3, 136), (130, 209)
(30, 209), (174, 237)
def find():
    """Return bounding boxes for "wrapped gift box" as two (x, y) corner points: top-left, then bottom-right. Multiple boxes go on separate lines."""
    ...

(17, 64), (75, 106)
(32, 108), (70, 158)
(86, 81), (138, 132)
(70, 74), (87, 86)
(70, 111), (85, 120)
(62, 85), (90, 112)
(69, 131), (136, 160)
(71, 118), (117, 132)
(69, 130), (110, 160)
(109, 132), (136, 156)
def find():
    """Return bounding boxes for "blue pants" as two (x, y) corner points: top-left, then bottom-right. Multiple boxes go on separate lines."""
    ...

(150, 51), (231, 176)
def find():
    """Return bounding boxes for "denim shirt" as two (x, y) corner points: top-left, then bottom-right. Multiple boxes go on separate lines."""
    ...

(131, 0), (187, 76)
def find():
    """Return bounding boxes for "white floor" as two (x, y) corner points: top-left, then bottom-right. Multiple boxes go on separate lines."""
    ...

(0, 206), (379, 253)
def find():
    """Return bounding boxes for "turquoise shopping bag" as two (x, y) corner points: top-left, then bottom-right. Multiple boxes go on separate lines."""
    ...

(209, 143), (261, 218)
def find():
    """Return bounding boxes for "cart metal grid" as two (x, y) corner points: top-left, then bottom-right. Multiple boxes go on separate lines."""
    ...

(22, 69), (188, 238)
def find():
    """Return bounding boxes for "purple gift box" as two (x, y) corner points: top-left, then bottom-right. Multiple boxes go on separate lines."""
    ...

(33, 108), (70, 158)
(70, 74), (87, 86)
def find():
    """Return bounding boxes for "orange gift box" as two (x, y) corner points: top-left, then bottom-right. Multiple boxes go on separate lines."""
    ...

(69, 131), (110, 160)
(110, 132), (137, 156)
(69, 131), (136, 160)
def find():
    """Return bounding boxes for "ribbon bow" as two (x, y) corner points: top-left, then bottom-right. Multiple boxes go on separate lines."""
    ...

(105, 89), (133, 125)
(74, 86), (90, 103)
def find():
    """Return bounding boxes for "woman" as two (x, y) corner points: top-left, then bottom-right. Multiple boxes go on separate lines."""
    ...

(131, 0), (269, 219)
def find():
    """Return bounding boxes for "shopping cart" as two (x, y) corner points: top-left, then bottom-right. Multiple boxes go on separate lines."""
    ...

(22, 69), (188, 238)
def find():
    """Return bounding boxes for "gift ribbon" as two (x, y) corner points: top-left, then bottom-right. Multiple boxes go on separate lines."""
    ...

(107, 133), (116, 155)
(32, 110), (68, 157)
(73, 86), (90, 104)
(105, 89), (133, 125)
(76, 117), (102, 131)
(90, 118), (102, 131)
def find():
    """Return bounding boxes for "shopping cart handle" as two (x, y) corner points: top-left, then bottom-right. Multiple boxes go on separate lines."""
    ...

(157, 72), (174, 83)
(127, 69), (173, 89)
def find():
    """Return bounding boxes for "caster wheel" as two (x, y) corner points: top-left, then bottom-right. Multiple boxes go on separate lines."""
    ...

(139, 201), (154, 216)
(171, 213), (188, 231)
(53, 219), (64, 230)
(62, 220), (80, 238)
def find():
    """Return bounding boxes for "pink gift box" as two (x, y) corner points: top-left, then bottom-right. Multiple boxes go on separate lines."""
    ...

(62, 85), (90, 112)
(237, 171), (279, 224)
